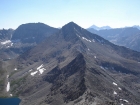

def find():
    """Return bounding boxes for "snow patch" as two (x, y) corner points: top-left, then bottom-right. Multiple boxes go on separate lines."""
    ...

(38, 68), (46, 74)
(1, 40), (11, 45)
(6, 82), (10, 92)
(92, 39), (95, 42)
(76, 34), (80, 37)
(120, 99), (129, 103)
(11, 43), (13, 46)
(88, 48), (90, 51)
(7, 75), (9, 78)
(94, 56), (96, 58)
(113, 91), (117, 95)
(14, 68), (17, 71)
(118, 87), (122, 90)
(30, 64), (46, 76)
(100, 66), (108, 70)
(29, 69), (33, 72)
(37, 64), (46, 74)
(30, 71), (38, 76)
(100, 66), (105, 70)
(113, 82), (117, 86)
(123, 99), (129, 103)
(82, 37), (91, 42)
(37, 64), (43, 70)
(10, 94), (13, 96)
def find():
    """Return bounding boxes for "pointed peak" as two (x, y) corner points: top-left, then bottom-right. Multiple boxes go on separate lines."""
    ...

(58, 22), (83, 42)
(65, 21), (77, 25)
(62, 21), (80, 29)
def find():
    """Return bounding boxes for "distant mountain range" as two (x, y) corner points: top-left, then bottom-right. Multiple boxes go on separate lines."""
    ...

(87, 26), (140, 52)
(89, 24), (140, 30)
(132, 25), (140, 30)
(89, 25), (112, 30)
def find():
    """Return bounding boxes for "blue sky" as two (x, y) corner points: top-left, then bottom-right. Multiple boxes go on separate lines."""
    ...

(1, 0), (140, 29)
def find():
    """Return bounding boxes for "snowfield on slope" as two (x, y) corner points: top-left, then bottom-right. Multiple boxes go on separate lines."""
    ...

(30, 64), (46, 76)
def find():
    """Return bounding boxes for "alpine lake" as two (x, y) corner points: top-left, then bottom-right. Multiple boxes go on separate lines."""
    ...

(0, 98), (21, 105)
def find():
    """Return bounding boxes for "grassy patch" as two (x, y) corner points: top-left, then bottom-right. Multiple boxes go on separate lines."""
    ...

(11, 75), (27, 87)
(0, 96), (9, 98)
(9, 71), (17, 78)
(0, 68), (5, 76)
(0, 79), (5, 91)
(11, 75), (28, 96)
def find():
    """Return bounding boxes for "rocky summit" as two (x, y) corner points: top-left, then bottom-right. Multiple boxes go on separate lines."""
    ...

(0, 23), (59, 61)
(1, 22), (140, 105)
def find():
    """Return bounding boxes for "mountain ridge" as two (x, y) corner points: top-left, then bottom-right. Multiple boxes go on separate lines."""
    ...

(12, 22), (59, 43)
(1, 22), (140, 105)
(0, 23), (59, 61)
(89, 25), (112, 30)
(87, 27), (140, 52)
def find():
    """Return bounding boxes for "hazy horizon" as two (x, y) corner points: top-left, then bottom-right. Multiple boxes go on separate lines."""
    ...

(1, 0), (140, 29)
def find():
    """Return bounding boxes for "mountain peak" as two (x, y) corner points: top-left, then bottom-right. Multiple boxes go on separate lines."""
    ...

(60, 22), (105, 43)
(62, 21), (79, 29)
(59, 22), (81, 42)
(12, 23), (59, 43)
(89, 24), (112, 30)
